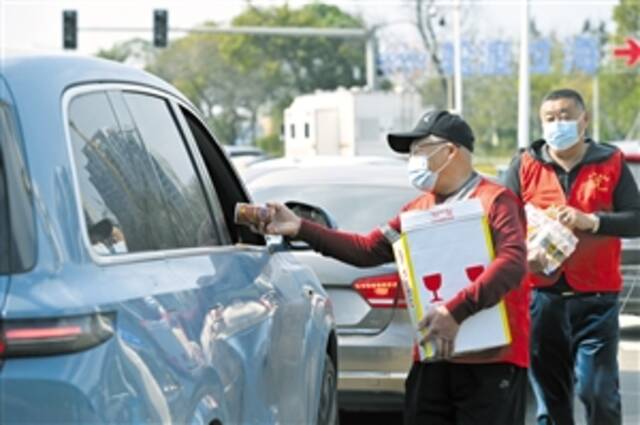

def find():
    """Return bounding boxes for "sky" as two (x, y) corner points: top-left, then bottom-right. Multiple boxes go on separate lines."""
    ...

(0, 0), (621, 57)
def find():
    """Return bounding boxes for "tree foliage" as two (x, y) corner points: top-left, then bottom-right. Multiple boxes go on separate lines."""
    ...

(221, 3), (365, 96)
(144, 3), (365, 148)
(412, 0), (449, 104)
(96, 38), (156, 66)
(613, 0), (640, 38)
(147, 28), (269, 145)
(601, 0), (640, 141)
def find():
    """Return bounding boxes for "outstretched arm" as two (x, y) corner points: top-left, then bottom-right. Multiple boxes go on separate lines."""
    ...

(264, 202), (396, 267)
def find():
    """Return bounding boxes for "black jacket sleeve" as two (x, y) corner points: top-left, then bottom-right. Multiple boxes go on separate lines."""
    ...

(596, 161), (640, 238)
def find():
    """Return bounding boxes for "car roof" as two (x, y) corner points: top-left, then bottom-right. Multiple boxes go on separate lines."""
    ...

(247, 159), (412, 190)
(609, 140), (640, 163)
(0, 53), (189, 105)
(250, 155), (405, 167)
(223, 145), (266, 157)
(242, 155), (407, 184)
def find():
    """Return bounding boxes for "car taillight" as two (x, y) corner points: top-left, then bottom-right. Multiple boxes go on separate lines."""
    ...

(353, 273), (406, 309)
(0, 312), (115, 358)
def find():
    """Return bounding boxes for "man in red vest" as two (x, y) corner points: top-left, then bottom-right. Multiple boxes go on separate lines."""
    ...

(255, 111), (530, 425)
(503, 88), (640, 425)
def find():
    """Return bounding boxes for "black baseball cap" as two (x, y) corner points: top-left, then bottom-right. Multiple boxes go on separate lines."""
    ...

(387, 110), (475, 153)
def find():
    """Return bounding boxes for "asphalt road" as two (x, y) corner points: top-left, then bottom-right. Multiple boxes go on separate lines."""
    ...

(340, 315), (640, 425)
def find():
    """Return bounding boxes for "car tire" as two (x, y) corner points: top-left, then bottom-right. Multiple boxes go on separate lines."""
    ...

(317, 354), (339, 425)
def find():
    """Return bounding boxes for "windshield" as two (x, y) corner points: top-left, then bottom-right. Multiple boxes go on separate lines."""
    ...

(251, 184), (418, 233)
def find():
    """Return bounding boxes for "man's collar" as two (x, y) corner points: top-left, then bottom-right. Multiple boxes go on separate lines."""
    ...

(436, 171), (479, 203)
(531, 138), (617, 167)
(540, 139), (591, 164)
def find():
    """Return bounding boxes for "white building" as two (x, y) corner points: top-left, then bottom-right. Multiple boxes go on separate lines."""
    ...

(284, 88), (423, 158)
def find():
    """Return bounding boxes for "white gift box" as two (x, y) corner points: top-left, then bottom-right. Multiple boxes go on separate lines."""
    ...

(392, 198), (511, 361)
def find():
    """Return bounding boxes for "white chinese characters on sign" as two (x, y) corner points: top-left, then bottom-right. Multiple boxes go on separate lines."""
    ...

(377, 36), (601, 77)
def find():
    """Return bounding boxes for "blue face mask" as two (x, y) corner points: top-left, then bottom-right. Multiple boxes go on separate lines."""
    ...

(543, 119), (583, 151)
(407, 146), (451, 192)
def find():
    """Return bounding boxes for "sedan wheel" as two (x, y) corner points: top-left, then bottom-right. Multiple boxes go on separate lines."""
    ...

(317, 354), (339, 425)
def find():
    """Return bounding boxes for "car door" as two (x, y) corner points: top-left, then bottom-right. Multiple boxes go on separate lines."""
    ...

(62, 85), (317, 424)
(63, 87), (211, 424)
(172, 103), (326, 424)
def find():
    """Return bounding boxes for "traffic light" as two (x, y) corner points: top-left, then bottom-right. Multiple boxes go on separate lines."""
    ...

(153, 9), (168, 48)
(63, 10), (77, 50)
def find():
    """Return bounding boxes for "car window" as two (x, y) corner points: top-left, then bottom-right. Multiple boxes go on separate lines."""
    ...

(122, 92), (221, 248)
(180, 107), (265, 246)
(0, 102), (36, 273)
(69, 91), (169, 255)
(251, 185), (418, 232)
(69, 90), (221, 255)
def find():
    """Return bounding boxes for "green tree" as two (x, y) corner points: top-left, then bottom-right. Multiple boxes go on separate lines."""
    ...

(139, 3), (365, 151)
(613, 0), (640, 38)
(147, 29), (264, 145)
(215, 1), (367, 146)
(599, 0), (640, 141)
(411, 0), (450, 107)
(96, 38), (156, 66)
(464, 75), (518, 156)
(221, 3), (365, 96)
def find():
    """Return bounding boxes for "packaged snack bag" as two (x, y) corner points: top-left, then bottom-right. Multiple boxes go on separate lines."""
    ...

(525, 204), (578, 275)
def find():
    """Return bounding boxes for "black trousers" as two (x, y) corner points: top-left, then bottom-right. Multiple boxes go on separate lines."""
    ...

(404, 361), (528, 425)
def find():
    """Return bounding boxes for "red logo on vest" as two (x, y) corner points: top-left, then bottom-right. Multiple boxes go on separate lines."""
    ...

(586, 172), (611, 193)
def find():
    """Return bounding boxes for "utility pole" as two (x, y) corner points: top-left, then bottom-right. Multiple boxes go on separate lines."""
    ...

(593, 76), (600, 141)
(452, 0), (463, 115)
(365, 35), (377, 89)
(517, 0), (530, 149)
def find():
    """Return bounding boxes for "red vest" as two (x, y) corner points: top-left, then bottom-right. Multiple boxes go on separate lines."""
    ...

(405, 178), (530, 368)
(519, 151), (623, 292)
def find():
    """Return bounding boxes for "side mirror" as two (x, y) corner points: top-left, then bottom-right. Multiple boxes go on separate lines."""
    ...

(285, 201), (337, 230)
(284, 201), (337, 251)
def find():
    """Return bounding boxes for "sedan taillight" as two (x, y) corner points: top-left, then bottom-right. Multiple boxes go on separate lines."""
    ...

(0, 312), (115, 358)
(353, 273), (406, 309)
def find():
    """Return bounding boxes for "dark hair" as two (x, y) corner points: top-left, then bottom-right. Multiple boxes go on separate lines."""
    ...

(542, 88), (585, 111)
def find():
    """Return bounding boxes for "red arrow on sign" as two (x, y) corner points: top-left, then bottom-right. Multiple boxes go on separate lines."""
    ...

(613, 38), (640, 66)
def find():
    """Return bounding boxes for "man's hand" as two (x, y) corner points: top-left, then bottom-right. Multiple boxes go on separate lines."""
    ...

(555, 205), (598, 232)
(259, 203), (302, 237)
(418, 305), (459, 360)
(527, 248), (549, 275)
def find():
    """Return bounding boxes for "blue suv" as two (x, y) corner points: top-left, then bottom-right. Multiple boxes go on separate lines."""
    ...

(0, 54), (337, 424)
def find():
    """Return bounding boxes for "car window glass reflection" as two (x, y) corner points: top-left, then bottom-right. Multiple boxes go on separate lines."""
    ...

(123, 92), (220, 248)
(69, 91), (157, 255)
